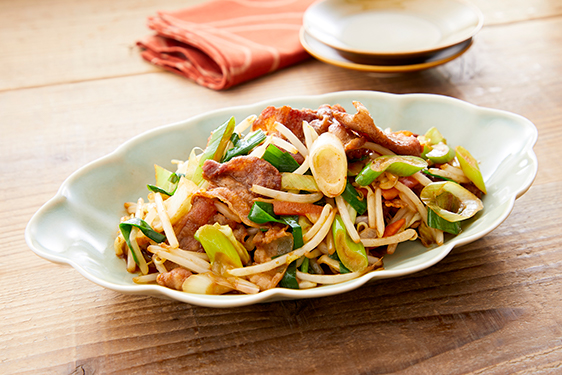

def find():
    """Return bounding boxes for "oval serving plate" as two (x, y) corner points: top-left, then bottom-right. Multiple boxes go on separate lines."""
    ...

(304, 0), (483, 60)
(26, 91), (537, 308)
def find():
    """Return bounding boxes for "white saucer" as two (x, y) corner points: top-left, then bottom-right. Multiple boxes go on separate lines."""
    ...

(300, 28), (473, 73)
(303, 0), (483, 61)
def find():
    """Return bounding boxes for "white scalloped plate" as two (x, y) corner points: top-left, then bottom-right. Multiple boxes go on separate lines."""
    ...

(26, 91), (538, 308)
(304, 0), (483, 60)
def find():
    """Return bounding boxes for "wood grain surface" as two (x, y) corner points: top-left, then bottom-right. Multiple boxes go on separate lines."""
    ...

(1, 0), (561, 374)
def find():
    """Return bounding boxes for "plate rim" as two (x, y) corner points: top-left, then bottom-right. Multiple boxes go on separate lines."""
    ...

(303, 0), (484, 57)
(299, 28), (474, 73)
(25, 90), (539, 308)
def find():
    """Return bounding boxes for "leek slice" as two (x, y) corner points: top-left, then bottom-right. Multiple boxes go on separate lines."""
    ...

(309, 132), (347, 197)
(194, 224), (243, 268)
(456, 146), (487, 194)
(420, 181), (483, 222)
(425, 142), (456, 164)
(281, 173), (319, 192)
(192, 116), (236, 185)
(332, 214), (368, 273)
(355, 155), (428, 186)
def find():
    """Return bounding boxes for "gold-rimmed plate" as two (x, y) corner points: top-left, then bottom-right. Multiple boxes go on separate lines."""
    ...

(300, 28), (473, 73)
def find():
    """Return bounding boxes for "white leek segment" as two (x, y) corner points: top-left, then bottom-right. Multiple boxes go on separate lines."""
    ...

(309, 132), (347, 198)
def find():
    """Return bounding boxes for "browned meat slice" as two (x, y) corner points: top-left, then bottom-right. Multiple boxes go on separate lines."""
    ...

(157, 267), (192, 290)
(175, 195), (217, 251)
(252, 225), (294, 264)
(202, 156), (282, 226)
(307, 104), (347, 135)
(252, 105), (319, 143)
(248, 268), (286, 291)
(328, 122), (366, 152)
(333, 101), (422, 156)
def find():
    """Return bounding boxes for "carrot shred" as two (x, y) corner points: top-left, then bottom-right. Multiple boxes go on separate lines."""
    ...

(383, 218), (406, 237)
(381, 187), (399, 200)
(272, 201), (324, 216)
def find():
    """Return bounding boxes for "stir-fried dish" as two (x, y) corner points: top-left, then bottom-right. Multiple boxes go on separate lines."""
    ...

(114, 101), (486, 294)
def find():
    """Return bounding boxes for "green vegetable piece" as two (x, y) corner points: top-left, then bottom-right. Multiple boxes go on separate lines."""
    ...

(279, 260), (299, 289)
(420, 181), (484, 222)
(119, 218), (166, 264)
(147, 164), (180, 195)
(280, 215), (303, 249)
(194, 224), (243, 268)
(281, 173), (319, 192)
(328, 250), (351, 274)
(214, 223), (251, 265)
(222, 129), (267, 162)
(332, 214), (368, 272)
(455, 146), (487, 194)
(248, 201), (280, 224)
(425, 142), (456, 164)
(427, 208), (462, 235)
(421, 169), (456, 182)
(248, 202), (303, 249)
(192, 117), (236, 185)
(261, 144), (300, 173)
(424, 127), (446, 145)
(355, 155), (428, 186)
(300, 257), (309, 273)
(341, 180), (367, 215)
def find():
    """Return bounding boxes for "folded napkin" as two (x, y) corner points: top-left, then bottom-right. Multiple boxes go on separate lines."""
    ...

(137, 0), (316, 90)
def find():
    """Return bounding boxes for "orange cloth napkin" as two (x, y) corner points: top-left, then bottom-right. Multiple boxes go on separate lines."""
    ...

(137, 0), (316, 90)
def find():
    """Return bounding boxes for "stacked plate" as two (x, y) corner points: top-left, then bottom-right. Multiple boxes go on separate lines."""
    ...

(301, 0), (484, 73)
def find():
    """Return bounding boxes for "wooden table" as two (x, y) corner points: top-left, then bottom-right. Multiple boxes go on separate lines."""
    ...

(2, 1), (562, 373)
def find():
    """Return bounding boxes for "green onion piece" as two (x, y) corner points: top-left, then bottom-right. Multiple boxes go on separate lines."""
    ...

(147, 165), (179, 196)
(355, 155), (428, 186)
(192, 116), (236, 185)
(341, 180), (367, 215)
(194, 224), (243, 268)
(279, 260), (299, 289)
(423, 127), (446, 145)
(427, 208), (462, 235)
(328, 250), (351, 274)
(425, 142), (456, 164)
(261, 144), (300, 173)
(279, 215), (303, 249)
(248, 202), (303, 249)
(229, 132), (240, 146)
(119, 218), (166, 264)
(281, 173), (319, 192)
(455, 145), (487, 194)
(222, 129), (267, 162)
(420, 181), (484, 222)
(248, 201), (280, 224)
(421, 169), (456, 182)
(332, 214), (368, 272)
(300, 257), (309, 273)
